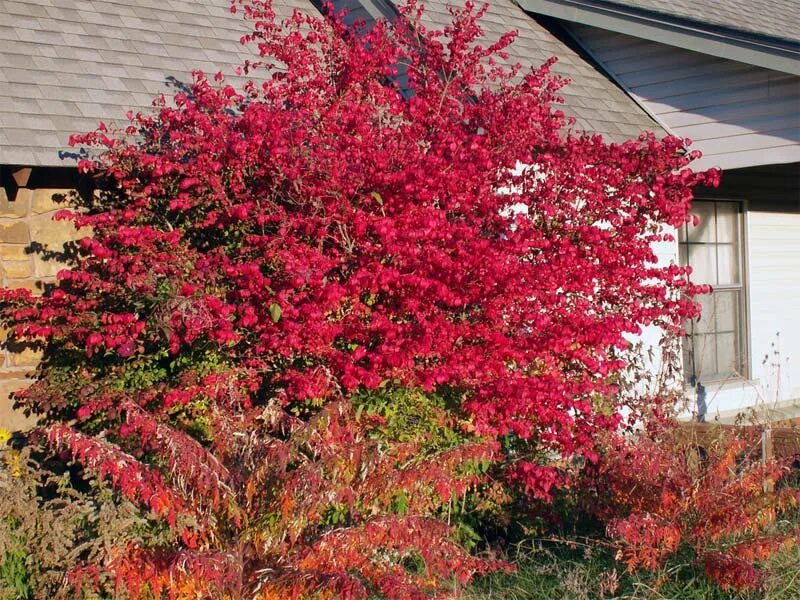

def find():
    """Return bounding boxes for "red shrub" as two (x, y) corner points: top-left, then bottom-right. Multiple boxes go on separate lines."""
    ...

(588, 419), (800, 592)
(0, 0), (717, 596)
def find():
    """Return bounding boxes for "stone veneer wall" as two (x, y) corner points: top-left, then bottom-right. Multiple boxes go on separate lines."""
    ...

(0, 171), (84, 430)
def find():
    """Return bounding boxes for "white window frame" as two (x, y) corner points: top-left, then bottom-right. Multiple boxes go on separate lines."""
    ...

(679, 198), (750, 386)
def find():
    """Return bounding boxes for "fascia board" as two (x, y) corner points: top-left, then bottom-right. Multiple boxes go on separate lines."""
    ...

(515, 0), (800, 76)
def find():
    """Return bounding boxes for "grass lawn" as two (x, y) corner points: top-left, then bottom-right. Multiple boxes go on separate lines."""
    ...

(463, 543), (800, 600)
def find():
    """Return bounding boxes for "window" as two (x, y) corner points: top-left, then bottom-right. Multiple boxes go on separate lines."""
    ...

(679, 200), (747, 384)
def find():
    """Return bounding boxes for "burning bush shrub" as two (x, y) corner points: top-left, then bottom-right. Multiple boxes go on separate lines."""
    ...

(0, 0), (717, 596)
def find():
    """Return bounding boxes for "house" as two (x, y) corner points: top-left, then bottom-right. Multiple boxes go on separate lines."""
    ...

(0, 0), (796, 427)
(516, 0), (800, 420)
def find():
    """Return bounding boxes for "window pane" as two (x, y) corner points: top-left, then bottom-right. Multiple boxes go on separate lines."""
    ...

(716, 332), (741, 377)
(680, 200), (746, 383)
(693, 293), (715, 335)
(716, 202), (739, 243)
(682, 337), (694, 377)
(687, 203), (715, 243)
(693, 335), (717, 379)
(717, 244), (740, 285)
(687, 244), (716, 284)
(714, 290), (739, 333)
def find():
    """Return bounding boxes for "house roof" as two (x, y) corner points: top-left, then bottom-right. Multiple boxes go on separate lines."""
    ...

(0, 0), (662, 167)
(517, 0), (800, 76)
(598, 0), (800, 46)
(413, 0), (663, 141)
(0, 0), (313, 167)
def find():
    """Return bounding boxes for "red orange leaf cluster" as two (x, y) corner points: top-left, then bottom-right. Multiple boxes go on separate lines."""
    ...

(587, 419), (800, 592)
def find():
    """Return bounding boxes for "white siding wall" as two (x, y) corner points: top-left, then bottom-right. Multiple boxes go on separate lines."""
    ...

(569, 25), (800, 171)
(688, 208), (800, 418)
(638, 227), (765, 420)
(635, 230), (678, 375)
(746, 209), (800, 405)
(644, 210), (800, 421)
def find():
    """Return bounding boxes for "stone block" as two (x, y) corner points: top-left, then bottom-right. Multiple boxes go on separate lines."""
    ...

(0, 379), (36, 431)
(29, 213), (81, 247)
(0, 245), (29, 261)
(33, 254), (64, 278)
(0, 189), (30, 218)
(0, 376), (33, 399)
(0, 221), (30, 244)
(2, 260), (32, 279)
(0, 370), (29, 381)
(6, 280), (45, 295)
(32, 188), (71, 214)
(8, 347), (42, 368)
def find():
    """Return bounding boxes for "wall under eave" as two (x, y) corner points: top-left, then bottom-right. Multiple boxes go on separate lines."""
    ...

(687, 163), (800, 420)
(0, 167), (86, 430)
(568, 25), (800, 171)
(636, 162), (800, 422)
(746, 206), (800, 401)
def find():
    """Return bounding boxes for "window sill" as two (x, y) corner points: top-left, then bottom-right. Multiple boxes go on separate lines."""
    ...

(684, 377), (760, 397)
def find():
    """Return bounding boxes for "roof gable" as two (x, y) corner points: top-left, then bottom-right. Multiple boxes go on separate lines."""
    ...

(566, 23), (800, 170)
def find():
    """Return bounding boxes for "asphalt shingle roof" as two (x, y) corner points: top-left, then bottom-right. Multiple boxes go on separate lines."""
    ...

(0, 0), (314, 166)
(413, 0), (662, 141)
(0, 0), (661, 167)
(605, 0), (800, 45)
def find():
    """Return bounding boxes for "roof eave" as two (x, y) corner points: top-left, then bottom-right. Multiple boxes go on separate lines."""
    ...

(514, 0), (800, 76)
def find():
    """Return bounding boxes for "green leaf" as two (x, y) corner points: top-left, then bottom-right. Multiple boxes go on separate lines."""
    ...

(370, 191), (384, 206)
(394, 491), (408, 515)
(269, 303), (282, 323)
